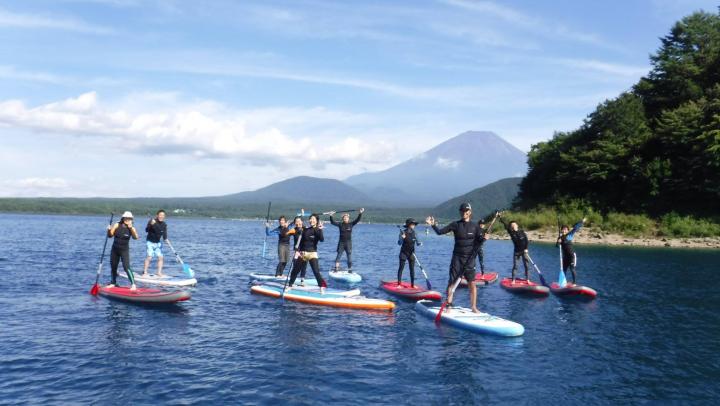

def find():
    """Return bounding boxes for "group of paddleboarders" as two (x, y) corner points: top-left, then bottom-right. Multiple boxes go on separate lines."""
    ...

(104, 210), (170, 290)
(265, 209), (365, 292)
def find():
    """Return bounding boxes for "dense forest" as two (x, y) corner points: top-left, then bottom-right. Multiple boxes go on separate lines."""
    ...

(518, 10), (720, 218)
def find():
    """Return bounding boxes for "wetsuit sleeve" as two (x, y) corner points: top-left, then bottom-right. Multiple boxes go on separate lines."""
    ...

(265, 227), (279, 236)
(569, 221), (584, 238)
(145, 220), (152, 233)
(500, 218), (511, 233)
(329, 216), (339, 226)
(162, 223), (168, 241)
(352, 212), (362, 226)
(398, 231), (404, 246)
(317, 228), (324, 242)
(519, 231), (529, 250)
(432, 222), (455, 235)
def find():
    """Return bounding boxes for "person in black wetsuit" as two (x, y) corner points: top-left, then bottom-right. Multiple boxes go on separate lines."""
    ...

(265, 216), (291, 277)
(328, 208), (364, 272)
(285, 216), (309, 285)
(426, 202), (484, 313)
(143, 209), (168, 277)
(557, 217), (586, 284)
(106, 211), (139, 290)
(475, 211), (500, 275)
(287, 213), (327, 291)
(499, 215), (531, 283)
(397, 218), (422, 287)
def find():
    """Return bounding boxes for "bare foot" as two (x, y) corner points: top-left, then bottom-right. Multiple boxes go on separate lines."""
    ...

(471, 308), (480, 313)
(130, 284), (137, 291)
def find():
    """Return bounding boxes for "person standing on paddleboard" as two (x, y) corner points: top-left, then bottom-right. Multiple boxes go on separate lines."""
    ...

(107, 211), (139, 290)
(397, 218), (422, 287)
(475, 211), (500, 275)
(557, 217), (586, 284)
(287, 216), (309, 285)
(265, 216), (292, 277)
(426, 202), (484, 313)
(143, 209), (168, 277)
(328, 208), (364, 272)
(499, 215), (531, 283)
(287, 213), (327, 292)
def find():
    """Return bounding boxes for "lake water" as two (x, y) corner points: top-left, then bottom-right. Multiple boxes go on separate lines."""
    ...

(0, 213), (718, 404)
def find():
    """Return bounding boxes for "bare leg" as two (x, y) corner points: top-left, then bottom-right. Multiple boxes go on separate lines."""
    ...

(143, 256), (151, 275)
(157, 256), (164, 276)
(469, 282), (478, 313)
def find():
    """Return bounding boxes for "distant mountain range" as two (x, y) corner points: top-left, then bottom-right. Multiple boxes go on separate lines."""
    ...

(432, 177), (521, 220)
(215, 176), (373, 205)
(345, 131), (527, 206)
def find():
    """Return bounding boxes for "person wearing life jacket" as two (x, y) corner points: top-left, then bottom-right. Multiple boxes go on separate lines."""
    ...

(328, 208), (364, 272)
(106, 211), (139, 290)
(287, 213), (327, 291)
(426, 202), (484, 313)
(143, 209), (168, 277)
(397, 218), (422, 287)
(557, 217), (586, 284)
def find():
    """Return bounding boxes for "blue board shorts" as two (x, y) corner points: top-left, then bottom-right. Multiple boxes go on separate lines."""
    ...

(146, 241), (164, 258)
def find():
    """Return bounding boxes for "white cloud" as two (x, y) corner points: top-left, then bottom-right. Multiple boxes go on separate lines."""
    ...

(0, 92), (399, 167)
(1, 177), (71, 197)
(0, 7), (113, 34)
(435, 157), (461, 169)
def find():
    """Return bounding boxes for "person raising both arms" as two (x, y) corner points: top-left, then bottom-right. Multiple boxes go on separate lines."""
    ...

(557, 217), (587, 284)
(265, 216), (292, 277)
(328, 208), (364, 272)
(143, 209), (168, 277)
(107, 211), (139, 290)
(397, 218), (422, 287)
(426, 202), (484, 313)
(287, 213), (327, 292)
(499, 214), (531, 283)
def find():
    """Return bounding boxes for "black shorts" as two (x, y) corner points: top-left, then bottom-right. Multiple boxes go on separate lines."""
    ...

(449, 254), (475, 283)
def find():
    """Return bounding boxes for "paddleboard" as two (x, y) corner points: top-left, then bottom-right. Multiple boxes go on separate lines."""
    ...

(550, 282), (597, 300)
(415, 300), (524, 337)
(329, 270), (362, 283)
(256, 281), (361, 297)
(251, 284), (394, 311)
(97, 286), (191, 304)
(500, 277), (550, 296)
(119, 272), (197, 287)
(459, 272), (499, 287)
(380, 280), (441, 301)
(249, 272), (319, 286)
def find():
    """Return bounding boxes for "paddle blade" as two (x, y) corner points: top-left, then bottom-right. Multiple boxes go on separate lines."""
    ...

(90, 283), (99, 296)
(434, 302), (446, 323)
(539, 273), (548, 287)
(321, 280), (327, 288)
(183, 264), (195, 278)
(558, 268), (567, 287)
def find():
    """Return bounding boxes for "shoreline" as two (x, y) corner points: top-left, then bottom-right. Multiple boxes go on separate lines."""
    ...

(489, 228), (720, 249)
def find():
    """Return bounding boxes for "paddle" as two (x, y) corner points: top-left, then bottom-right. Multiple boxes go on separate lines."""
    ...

(435, 276), (463, 323)
(166, 239), (195, 278)
(525, 253), (548, 287)
(557, 214), (567, 287)
(411, 253), (433, 290)
(322, 209), (357, 215)
(262, 201), (272, 259)
(281, 230), (303, 301)
(90, 213), (114, 295)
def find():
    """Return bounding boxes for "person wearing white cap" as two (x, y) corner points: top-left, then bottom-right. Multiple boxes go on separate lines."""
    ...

(106, 211), (139, 290)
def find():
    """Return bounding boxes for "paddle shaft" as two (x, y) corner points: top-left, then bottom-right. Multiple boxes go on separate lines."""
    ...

(525, 253), (548, 286)
(262, 201), (272, 258)
(322, 209), (357, 215)
(91, 213), (114, 294)
(411, 253), (432, 290)
(166, 239), (184, 265)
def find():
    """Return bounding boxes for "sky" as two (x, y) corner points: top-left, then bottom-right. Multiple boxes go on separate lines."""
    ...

(0, 0), (717, 198)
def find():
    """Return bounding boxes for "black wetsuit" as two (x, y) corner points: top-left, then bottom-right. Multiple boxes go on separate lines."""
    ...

(330, 213), (362, 270)
(501, 219), (530, 280)
(433, 220), (484, 287)
(145, 220), (167, 243)
(474, 226), (489, 274)
(397, 227), (420, 286)
(109, 223), (135, 285)
(557, 221), (583, 283)
(288, 226), (326, 287)
(267, 226), (291, 276)
(290, 226), (308, 280)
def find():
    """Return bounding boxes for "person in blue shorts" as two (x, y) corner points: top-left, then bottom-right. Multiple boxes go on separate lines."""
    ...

(143, 209), (168, 277)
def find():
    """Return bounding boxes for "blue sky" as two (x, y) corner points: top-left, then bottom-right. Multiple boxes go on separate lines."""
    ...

(0, 0), (716, 197)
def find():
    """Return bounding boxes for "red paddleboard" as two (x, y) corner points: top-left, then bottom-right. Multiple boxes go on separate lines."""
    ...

(550, 283), (597, 300)
(500, 278), (549, 296)
(380, 281), (442, 301)
(97, 286), (191, 304)
(459, 272), (499, 286)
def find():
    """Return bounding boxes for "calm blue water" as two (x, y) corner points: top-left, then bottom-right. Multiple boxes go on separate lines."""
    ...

(0, 213), (718, 404)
